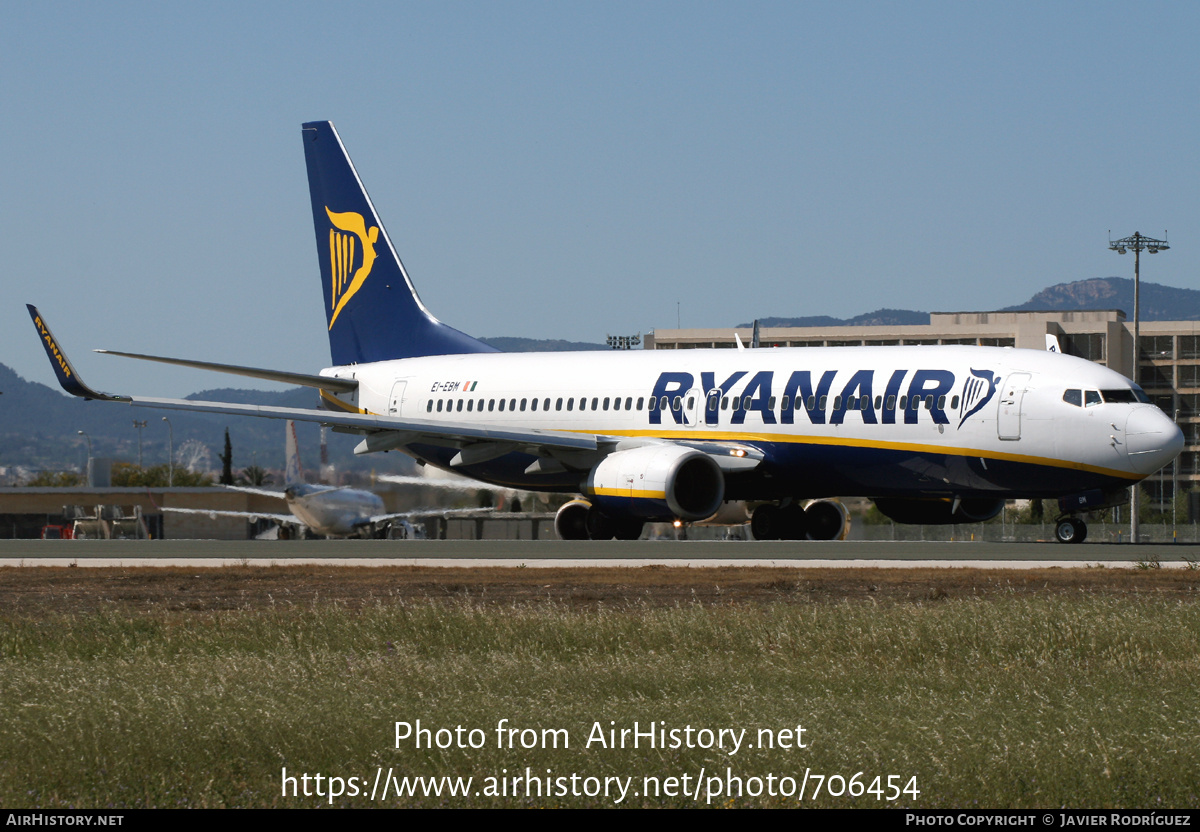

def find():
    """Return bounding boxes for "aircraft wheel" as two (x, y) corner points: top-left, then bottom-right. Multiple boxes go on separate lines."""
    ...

(585, 506), (616, 540)
(1054, 518), (1086, 544)
(778, 504), (808, 540)
(750, 504), (780, 540)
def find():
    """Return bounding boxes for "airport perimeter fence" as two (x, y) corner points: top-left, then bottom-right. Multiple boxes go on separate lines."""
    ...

(853, 520), (1200, 544)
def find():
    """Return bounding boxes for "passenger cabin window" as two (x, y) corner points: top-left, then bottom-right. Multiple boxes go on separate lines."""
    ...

(556, 398), (563, 411)
(427, 400), (433, 412)
(1064, 389), (1083, 407)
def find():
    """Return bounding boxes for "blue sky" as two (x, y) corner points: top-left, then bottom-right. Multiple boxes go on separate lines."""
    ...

(3, 1), (1197, 396)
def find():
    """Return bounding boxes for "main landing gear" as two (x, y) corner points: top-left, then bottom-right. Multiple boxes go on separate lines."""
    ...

(554, 500), (645, 540)
(1053, 516), (1088, 544)
(750, 500), (848, 541)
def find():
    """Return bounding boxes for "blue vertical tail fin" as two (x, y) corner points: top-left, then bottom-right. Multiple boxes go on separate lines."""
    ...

(301, 121), (497, 364)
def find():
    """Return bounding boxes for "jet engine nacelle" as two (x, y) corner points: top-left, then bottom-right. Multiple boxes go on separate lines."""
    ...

(584, 445), (724, 521)
(873, 497), (1004, 525)
(554, 499), (592, 540)
(804, 499), (851, 540)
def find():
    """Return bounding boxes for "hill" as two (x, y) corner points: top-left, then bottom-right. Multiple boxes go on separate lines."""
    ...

(737, 309), (930, 328)
(1002, 277), (1200, 320)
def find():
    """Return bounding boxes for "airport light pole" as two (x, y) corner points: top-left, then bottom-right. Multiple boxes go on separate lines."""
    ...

(1109, 230), (1170, 544)
(133, 420), (147, 468)
(161, 417), (174, 487)
(78, 430), (92, 486)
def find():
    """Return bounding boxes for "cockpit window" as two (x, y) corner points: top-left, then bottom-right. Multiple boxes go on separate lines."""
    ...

(1100, 389), (1137, 404)
(1084, 390), (1102, 407)
(1063, 389), (1082, 407)
(1131, 385), (1150, 404)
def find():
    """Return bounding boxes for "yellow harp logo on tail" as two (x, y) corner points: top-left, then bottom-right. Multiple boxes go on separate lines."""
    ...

(326, 207), (379, 329)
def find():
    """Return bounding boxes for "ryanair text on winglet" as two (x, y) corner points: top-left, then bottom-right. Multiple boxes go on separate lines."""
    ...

(32, 314), (72, 380)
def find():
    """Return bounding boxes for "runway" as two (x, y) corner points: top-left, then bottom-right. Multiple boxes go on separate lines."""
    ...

(2, 538), (1198, 569)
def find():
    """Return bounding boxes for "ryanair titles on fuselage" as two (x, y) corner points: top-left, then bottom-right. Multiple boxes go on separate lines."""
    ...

(644, 367), (997, 428)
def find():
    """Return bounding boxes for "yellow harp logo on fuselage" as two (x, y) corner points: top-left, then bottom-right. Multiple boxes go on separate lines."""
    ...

(326, 207), (379, 329)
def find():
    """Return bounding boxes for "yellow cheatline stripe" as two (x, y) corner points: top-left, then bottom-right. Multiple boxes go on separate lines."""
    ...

(319, 389), (372, 415)
(309, 398), (1139, 481)
(587, 487), (667, 500)
(563, 427), (1140, 481)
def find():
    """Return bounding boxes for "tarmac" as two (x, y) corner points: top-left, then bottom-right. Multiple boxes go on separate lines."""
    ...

(2, 538), (1198, 569)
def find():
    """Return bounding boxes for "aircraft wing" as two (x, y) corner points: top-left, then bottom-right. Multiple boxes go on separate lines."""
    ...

(160, 507), (297, 525)
(222, 485), (287, 499)
(367, 507), (501, 525)
(29, 305), (762, 472)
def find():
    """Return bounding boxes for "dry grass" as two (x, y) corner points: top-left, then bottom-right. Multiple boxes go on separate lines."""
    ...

(1, 566), (1198, 808)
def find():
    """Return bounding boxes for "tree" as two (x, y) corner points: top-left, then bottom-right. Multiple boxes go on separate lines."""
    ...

(219, 429), (233, 485)
(111, 463), (213, 487)
(24, 471), (83, 487)
(237, 465), (272, 486)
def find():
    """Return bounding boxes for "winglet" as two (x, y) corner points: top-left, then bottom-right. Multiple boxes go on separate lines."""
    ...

(1045, 334), (1062, 353)
(26, 305), (129, 401)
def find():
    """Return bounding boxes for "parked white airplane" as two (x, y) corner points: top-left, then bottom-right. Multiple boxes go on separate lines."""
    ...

(162, 420), (425, 538)
(28, 121), (1183, 544)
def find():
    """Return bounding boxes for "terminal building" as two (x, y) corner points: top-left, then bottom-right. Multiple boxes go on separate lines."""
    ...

(645, 309), (1200, 506)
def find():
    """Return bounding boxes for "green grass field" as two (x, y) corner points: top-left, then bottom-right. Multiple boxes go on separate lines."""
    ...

(2, 586), (1199, 808)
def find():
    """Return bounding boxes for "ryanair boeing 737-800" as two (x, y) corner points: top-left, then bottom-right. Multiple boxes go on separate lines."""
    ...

(29, 121), (1183, 543)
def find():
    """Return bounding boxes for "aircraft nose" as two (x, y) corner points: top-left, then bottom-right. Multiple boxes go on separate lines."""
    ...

(1125, 407), (1184, 475)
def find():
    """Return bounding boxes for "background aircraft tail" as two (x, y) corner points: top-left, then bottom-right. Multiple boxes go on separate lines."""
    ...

(301, 121), (497, 364)
(285, 420), (303, 487)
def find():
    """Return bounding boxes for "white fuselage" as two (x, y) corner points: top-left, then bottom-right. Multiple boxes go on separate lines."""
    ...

(316, 345), (1182, 503)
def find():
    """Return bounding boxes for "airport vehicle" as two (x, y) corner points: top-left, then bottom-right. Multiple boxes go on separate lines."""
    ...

(160, 421), (412, 538)
(28, 121), (1183, 543)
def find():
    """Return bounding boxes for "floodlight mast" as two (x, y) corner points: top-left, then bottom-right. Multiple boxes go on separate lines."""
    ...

(1108, 230), (1170, 544)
